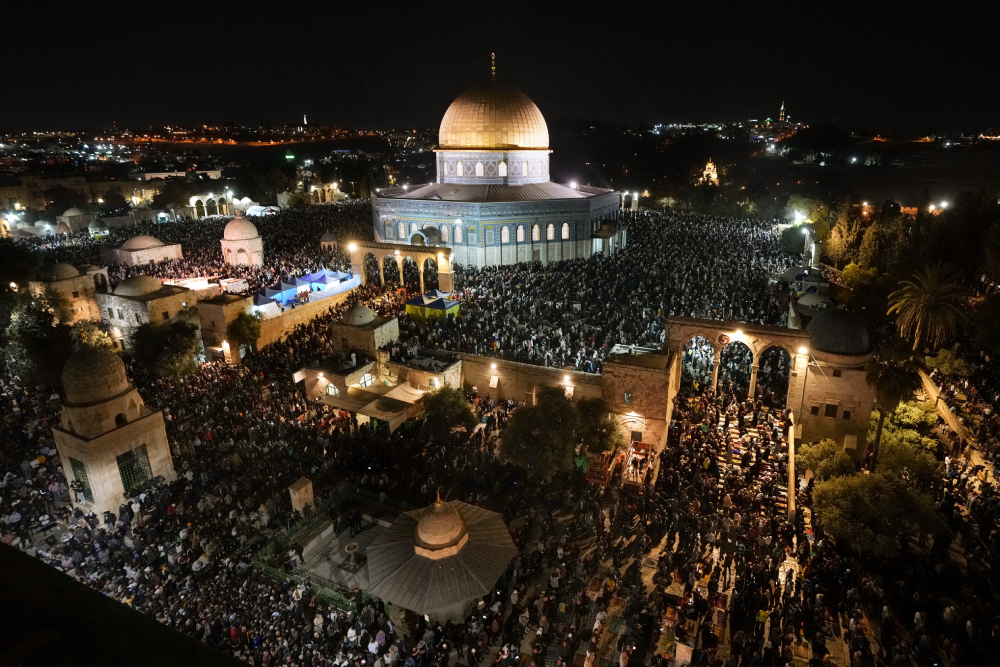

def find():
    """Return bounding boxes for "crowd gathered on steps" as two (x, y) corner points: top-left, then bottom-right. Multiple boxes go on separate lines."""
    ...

(389, 211), (794, 374)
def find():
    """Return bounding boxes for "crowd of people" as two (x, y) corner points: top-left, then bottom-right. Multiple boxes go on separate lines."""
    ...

(4, 200), (999, 667)
(390, 211), (792, 374)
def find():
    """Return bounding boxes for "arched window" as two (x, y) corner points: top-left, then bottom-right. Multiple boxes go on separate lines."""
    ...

(561, 223), (570, 240)
(385, 221), (394, 238)
(516, 225), (525, 242)
(546, 224), (555, 240)
(441, 225), (449, 242)
(498, 161), (507, 177)
(532, 225), (540, 242)
(454, 226), (462, 243)
(475, 162), (484, 177)
(456, 160), (463, 175)
(501, 226), (510, 243)
(326, 384), (339, 396)
(398, 222), (406, 239)
(410, 222), (418, 236)
(485, 227), (495, 245)
(467, 227), (477, 245)
(522, 161), (528, 176)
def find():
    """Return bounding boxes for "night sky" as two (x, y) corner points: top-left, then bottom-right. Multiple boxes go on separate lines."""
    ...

(6, 3), (998, 134)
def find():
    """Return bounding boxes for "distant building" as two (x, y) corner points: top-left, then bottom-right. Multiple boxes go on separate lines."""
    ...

(96, 276), (193, 347)
(30, 263), (109, 324)
(701, 159), (719, 186)
(220, 216), (264, 266)
(100, 234), (183, 267)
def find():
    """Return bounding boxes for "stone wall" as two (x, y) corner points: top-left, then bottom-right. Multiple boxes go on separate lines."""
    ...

(601, 358), (674, 447)
(100, 243), (183, 267)
(458, 354), (603, 403)
(796, 362), (874, 452)
(258, 290), (355, 348)
(29, 271), (108, 325)
(97, 290), (192, 348)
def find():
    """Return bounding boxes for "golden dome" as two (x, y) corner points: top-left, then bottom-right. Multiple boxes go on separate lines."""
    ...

(438, 81), (549, 150)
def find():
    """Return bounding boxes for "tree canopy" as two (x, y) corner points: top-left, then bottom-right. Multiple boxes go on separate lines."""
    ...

(227, 310), (262, 350)
(422, 387), (478, 439)
(887, 263), (971, 351)
(132, 321), (200, 378)
(3, 299), (73, 386)
(500, 386), (579, 478)
(796, 438), (856, 481)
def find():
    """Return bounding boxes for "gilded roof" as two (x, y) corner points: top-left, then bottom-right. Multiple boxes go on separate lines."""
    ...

(438, 81), (549, 150)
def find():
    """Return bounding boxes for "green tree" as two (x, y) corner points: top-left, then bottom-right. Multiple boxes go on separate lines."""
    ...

(71, 320), (116, 350)
(500, 386), (578, 478)
(284, 192), (311, 209)
(132, 321), (200, 378)
(577, 397), (627, 455)
(813, 472), (939, 557)
(98, 188), (130, 216)
(888, 263), (972, 351)
(150, 178), (197, 209)
(924, 349), (974, 377)
(228, 309), (262, 352)
(796, 438), (856, 481)
(0, 238), (42, 296)
(839, 263), (879, 291)
(422, 386), (477, 439)
(865, 351), (922, 471)
(857, 221), (888, 271)
(825, 206), (864, 266)
(3, 300), (73, 386)
(786, 195), (831, 235)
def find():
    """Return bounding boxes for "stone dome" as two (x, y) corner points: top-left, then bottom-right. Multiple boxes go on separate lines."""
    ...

(62, 345), (130, 405)
(342, 303), (375, 326)
(415, 499), (466, 548)
(438, 80), (549, 150)
(224, 216), (260, 240)
(806, 307), (870, 356)
(121, 234), (164, 251)
(115, 275), (162, 297)
(39, 263), (80, 281)
(63, 207), (85, 217)
(320, 232), (337, 242)
(89, 219), (108, 231)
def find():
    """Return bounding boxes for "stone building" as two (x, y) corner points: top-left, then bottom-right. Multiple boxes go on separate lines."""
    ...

(29, 263), (109, 324)
(331, 304), (399, 359)
(372, 74), (621, 267)
(96, 276), (193, 348)
(52, 346), (175, 514)
(220, 215), (263, 266)
(99, 234), (183, 267)
(198, 293), (253, 364)
(57, 207), (96, 233)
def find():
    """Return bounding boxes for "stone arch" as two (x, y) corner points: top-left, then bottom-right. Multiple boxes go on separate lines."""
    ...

(422, 257), (438, 291)
(501, 226), (510, 244)
(206, 198), (217, 215)
(382, 254), (401, 286)
(384, 221), (394, 239)
(681, 335), (716, 391)
(224, 247), (233, 263)
(561, 222), (570, 240)
(402, 256), (420, 292)
(194, 199), (205, 217)
(363, 252), (382, 286)
(623, 194), (632, 209)
(236, 247), (249, 265)
(546, 223), (555, 240)
(719, 340), (754, 395)
(93, 273), (107, 292)
(409, 230), (427, 245)
(498, 161), (507, 177)
(115, 413), (127, 428)
(757, 345), (792, 407)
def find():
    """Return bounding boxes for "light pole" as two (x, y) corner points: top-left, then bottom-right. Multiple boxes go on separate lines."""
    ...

(790, 346), (811, 520)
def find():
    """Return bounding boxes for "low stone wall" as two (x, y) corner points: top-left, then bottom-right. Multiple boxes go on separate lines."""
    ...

(920, 369), (971, 440)
(258, 290), (355, 348)
(458, 354), (602, 403)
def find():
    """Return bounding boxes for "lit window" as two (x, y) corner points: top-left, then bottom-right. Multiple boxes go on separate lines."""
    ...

(499, 161), (507, 177)
(398, 222), (406, 239)
(546, 224), (555, 240)
(454, 226), (462, 243)
(326, 384), (340, 396)
(475, 162), (484, 177)
(456, 160), (463, 175)
(467, 228), (477, 244)
(532, 225), (540, 241)
(359, 373), (376, 388)
(561, 223), (570, 240)
(517, 225), (525, 242)
(410, 222), (418, 236)
(441, 225), (448, 242)
(501, 226), (510, 243)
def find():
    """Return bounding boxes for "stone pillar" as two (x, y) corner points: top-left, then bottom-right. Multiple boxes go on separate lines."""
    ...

(378, 263), (384, 287)
(418, 268), (425, 294)
(748, 364), (759, 400)
(437, 270), (454, 292)
(288, 477), (314, 515)
(711, 350), (721, 391)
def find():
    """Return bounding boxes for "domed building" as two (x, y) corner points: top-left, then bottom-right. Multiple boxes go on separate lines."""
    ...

(220, 215), (264, 266)
(371, 68), (621, 268)
(56, 206), (95, 232)
(52, 345), (175, 513)
(28, 263), (110, 324)
(100, 233), (183, 267)
(365, 496), (517, 621)
(96, 275), (192, 348)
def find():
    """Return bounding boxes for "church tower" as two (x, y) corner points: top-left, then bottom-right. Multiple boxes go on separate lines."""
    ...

(52, 346), (175, 513)
(779, 101), (786, 123)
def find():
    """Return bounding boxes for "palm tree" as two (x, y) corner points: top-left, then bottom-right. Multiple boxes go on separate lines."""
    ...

(887, 263), (971, 351)
(865, 352), (921, 472)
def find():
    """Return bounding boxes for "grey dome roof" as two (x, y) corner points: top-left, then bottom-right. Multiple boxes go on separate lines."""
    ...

(224, 216), (259, 240)
(39, 263), (80, 281)
(62, 345), (130, 405)
(63, 207), (85, 217)
(122, 234), (164, 251)
(320, 232), (337, 242)
(115, 275), (162, 297)
(342, 304), (375, 326)
(806, 308), (870, 356)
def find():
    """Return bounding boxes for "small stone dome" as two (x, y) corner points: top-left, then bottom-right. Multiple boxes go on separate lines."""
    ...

(224, 216), (260, 240)
(806, 307), (870, 356)
(342, 304), (375, 326)
(320, 232), (337, 243)
(122, 234), (164, 251)
(62, 345), (130, 405)
(63, 207), (85, 217)
(39, 263), (80, 281)
(89, 219), (109, 231)
(115, 275), (162, 297)
(415, 499), (466, 547)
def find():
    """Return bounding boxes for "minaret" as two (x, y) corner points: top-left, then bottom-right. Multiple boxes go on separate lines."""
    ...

(779, 101), (786, 123)
(491, 52), (496, 79)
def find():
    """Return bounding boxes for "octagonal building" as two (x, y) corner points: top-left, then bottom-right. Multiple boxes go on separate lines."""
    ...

(372, 74), (621, 267)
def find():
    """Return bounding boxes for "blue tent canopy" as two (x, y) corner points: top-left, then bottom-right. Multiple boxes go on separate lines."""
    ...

(261, 286), (283, 299)
(278, 281), (301, 293)
(253, 293), (276, 306)
(299, 271), (325, 283)
(425, 289), (452, 298)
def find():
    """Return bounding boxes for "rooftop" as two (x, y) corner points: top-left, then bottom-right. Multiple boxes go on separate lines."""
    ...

(377, 181), (613, 203)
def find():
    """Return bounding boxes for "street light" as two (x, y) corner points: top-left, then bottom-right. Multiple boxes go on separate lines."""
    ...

(940, 201), (948, 208)
(348, 243), (357, 252)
